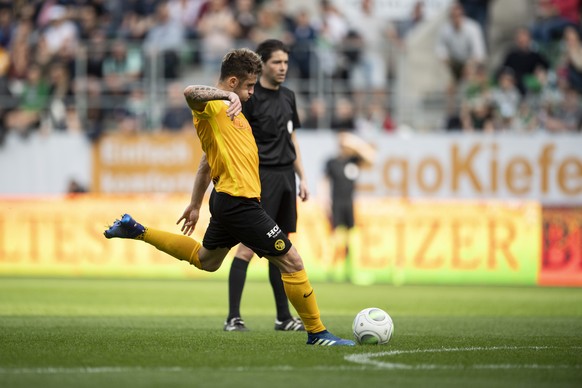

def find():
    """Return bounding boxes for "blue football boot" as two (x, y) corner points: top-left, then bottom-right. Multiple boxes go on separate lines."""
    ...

(104, 214), (145, 239)
(306, 330), (355, 346)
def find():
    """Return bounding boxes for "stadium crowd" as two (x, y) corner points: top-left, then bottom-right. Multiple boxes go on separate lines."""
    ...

(0, 0), (582, 146)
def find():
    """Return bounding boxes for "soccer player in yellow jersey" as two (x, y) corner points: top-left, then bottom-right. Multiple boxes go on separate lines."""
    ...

(104, 48), (354, 346)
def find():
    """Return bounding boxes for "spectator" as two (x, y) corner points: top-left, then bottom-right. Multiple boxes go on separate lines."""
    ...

(114, 2), (155, 41)
(47, 60), (73, 130)
(74, 3), (101, 41)
(459, 0), (493, 44)
(143, 0), (186, 79)
(167, 0), (207, 39)
(389, 0), (425, 49)
(8, 7), (35, 82)
(531, 0), (580, 46)
(67, 178), (88, 194)
(288, 8), (318, 83)
(83, 78), (106, 141)
(459, 63), (494, 132)
(302, 97), (328, 129)
(436, 2), (487, 115)
(330, 97), (356, 132)
(355, 102), (394, 135)
(542, 86), (582, 132)
(40, 5), (78, 60)
(527, 67), (562, 111)
(7, 27), (31, 83)
(512, 100), (539, 132)
(102, 38), (143, 99)
(161, 82), (193, 132)
(249, 2), (290, 46)
(491, 68), (521, 130)
(5, 63), (50, 137)
(460, 95), (495, 132)
(317, 0), (349, 45)
(315, 0), (349, 79)
(84, 28), (107, 79)
(196, 0), (240, 80)
(557, 26), (582, 94)
(499, 27), (550, 96)
(123, 85), (149, 130)
(344, 0), (391, 115)
(233, 0), (258, 46)
(0, 42), (9, 145)
(0, 4), (13, 49)
(462, 63), (491, 100)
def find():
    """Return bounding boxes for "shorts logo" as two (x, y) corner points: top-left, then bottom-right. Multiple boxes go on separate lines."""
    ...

(274, 239), (286, 251)
(267, 225), (281, 238)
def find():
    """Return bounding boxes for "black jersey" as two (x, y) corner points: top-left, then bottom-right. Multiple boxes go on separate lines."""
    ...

(242, 81), (301, 167)
(325, 155), (363, 205)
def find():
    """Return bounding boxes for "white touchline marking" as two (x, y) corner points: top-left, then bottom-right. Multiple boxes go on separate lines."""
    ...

(344, 346), (582, 370)
(1, 347), (581, 375)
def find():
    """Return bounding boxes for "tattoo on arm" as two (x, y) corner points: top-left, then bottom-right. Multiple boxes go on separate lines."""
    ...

(184, 85), (230, 103)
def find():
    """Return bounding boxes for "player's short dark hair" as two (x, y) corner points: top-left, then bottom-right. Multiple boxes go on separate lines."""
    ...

(219, 48), (262, 81)
(255, 39), (289, 63)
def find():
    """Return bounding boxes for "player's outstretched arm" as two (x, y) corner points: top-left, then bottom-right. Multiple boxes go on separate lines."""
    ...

(340, 132), (377, 167)
(178, 154), (212, 236)
(183, 85), (241, 120)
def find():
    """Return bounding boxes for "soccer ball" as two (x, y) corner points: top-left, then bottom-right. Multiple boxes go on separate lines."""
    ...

(352, 307), (394, 345)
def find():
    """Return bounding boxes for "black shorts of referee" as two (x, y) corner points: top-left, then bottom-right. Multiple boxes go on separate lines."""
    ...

(258, 165), (297, 235)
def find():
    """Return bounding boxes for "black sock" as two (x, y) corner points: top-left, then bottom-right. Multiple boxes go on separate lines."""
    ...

(269, 261), (291, 322)
(227, 257), (249, 321)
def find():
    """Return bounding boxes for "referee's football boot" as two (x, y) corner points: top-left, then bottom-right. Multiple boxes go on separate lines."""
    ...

(306, 330), (355, 346)
(274, 317), (305, 331)
(104, 214), (145, 239)
(224, 317), (249, 332)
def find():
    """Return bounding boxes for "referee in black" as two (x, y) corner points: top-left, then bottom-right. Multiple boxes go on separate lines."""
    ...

(223, 39), (309, 332)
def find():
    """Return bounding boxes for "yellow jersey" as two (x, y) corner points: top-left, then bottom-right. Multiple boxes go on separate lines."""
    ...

(192, 100), (261, 199)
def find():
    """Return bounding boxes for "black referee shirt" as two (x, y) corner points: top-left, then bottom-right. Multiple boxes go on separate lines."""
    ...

(243, 81), (301, 167)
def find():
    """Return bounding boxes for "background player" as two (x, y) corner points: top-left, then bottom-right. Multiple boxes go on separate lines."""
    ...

(321, 131), (376, 281)
(224, 39), (308, 332)
(104, 48), (354, 346)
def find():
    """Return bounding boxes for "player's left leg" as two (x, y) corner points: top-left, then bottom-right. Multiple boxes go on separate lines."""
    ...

(224, 243), (254, 331)
(269, 261), (304, 331)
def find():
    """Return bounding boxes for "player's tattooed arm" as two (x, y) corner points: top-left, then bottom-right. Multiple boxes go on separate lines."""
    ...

(183, 85), (242, 120)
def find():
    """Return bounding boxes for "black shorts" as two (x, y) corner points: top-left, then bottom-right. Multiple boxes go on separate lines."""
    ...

(332, 201), (355, 229)
(259, 165), (297, 234)
(202, 189), (292, 257)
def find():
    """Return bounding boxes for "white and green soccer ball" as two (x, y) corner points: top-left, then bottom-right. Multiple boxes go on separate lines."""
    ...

(352, 307), (394, 345)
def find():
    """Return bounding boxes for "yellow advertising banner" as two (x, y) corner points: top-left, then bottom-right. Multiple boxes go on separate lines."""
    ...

(0, 196), (541, 285)
(92, 132), (203, 193)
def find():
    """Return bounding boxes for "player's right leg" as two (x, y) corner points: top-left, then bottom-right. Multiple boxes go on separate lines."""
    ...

(267, 247), (355, 346)
(103, 213), (228, 271)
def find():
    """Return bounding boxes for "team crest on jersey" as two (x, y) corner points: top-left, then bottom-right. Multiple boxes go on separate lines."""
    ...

(274, 239), (286, 251)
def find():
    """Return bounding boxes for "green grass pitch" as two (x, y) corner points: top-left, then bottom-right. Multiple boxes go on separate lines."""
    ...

(1, 277), (581, 388)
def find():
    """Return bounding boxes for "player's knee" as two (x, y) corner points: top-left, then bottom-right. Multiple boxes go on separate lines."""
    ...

(198, 254), (223, 272)
(201, 261), (221, 272)
(277, 247), (304, 273)
(235, 245), (254, 261)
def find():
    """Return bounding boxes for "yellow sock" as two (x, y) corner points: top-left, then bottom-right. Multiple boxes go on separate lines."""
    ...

(281, 269), (326, 333)
(143, 228), (202, 269)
